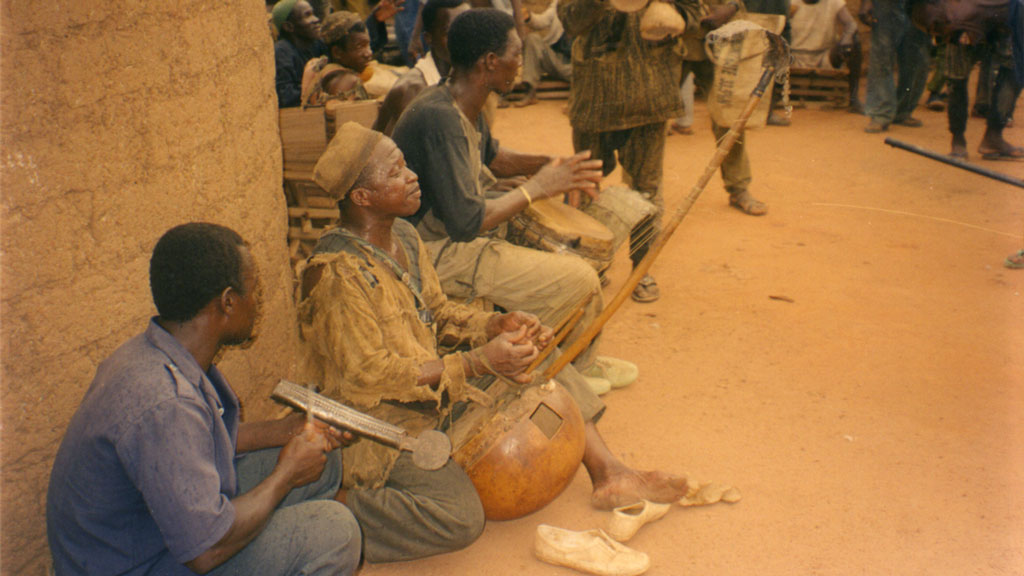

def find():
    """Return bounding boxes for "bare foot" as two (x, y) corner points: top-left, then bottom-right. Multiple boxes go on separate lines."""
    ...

(591, 469), (689, 510)
(728, 190), (768, 216)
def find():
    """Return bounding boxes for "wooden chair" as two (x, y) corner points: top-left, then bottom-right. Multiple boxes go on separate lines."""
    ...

(279, 100), (382, 267)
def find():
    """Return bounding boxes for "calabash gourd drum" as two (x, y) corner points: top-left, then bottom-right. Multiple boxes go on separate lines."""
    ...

(448, 380), (586, 520)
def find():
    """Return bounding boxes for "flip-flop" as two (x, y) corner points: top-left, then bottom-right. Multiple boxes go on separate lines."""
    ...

(1005, 249), (1024, 270)
(979, 146), (1024, 161)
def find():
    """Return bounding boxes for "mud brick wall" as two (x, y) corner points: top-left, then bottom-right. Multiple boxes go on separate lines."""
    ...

(1, 1), (298, 573)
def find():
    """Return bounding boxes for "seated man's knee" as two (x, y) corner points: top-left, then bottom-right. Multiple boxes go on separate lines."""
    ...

(439, 478), (486, 550)
(560, 253), (601, 290)
(319, 502), (363, 571)
(291, 501), (363, 574)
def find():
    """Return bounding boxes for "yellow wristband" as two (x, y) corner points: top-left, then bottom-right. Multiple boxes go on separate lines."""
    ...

(518, 186), (532, 206)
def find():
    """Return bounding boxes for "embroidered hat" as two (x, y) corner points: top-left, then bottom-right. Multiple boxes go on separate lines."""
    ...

(313, 121), (385, 201)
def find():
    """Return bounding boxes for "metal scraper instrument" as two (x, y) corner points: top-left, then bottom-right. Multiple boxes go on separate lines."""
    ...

(272, 379), (452, 470)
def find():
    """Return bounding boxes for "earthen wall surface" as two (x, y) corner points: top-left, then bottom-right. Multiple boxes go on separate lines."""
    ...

(1, 1), (296, 573)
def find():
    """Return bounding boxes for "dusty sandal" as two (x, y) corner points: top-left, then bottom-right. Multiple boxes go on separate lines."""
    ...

(979, 145), (1024, 161)
(631, 274), (660, 303)
(729, 190), (768, 216)
(1005, 249), (1024, 269)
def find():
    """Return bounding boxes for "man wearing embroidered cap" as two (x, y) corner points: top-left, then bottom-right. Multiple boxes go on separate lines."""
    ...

(274, 0), (328, 107)
(46, 223), (361, 575)
(299, 122), (691, 563)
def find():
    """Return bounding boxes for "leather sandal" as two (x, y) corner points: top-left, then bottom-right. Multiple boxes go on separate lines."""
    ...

(678, 481), (742, 507)
(631, 274), (660, 303)
(1005, 249), (1024, 269)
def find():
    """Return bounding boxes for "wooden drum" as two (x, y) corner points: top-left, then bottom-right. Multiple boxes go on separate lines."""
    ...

(449, 380), (586, 521)
(505, 197), (616, 273)
(581, 185), (657, 251)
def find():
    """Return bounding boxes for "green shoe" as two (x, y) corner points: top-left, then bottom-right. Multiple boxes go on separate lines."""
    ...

(582, 375), (612, 396)
(583, 356), (639, 389)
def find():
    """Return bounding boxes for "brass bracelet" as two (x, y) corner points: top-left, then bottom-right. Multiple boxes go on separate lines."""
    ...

(518, 186), (532, 206)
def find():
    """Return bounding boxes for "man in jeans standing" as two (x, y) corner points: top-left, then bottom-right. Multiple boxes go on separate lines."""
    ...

(860, 0), (930, 132)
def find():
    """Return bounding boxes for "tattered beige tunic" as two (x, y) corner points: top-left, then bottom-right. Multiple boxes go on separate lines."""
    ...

(298, 220), (496, 488)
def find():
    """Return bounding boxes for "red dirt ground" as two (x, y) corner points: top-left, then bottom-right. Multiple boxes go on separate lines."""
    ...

(362, 96), (1024, 576)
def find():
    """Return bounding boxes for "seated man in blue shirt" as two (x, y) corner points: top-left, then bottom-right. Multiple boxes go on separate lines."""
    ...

(46, 223), (361, 576)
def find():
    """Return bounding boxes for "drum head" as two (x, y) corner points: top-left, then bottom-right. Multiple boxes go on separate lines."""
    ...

(526, 198), (615, 253)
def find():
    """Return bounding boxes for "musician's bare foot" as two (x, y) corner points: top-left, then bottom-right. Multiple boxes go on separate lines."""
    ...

(590, 468), (690, 510)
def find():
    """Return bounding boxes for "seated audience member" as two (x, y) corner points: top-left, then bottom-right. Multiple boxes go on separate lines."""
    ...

(303, 11), (374, 106)
(374, 0), (470, 134)
(790, 0), (864, 113)
(299, 122), (692, 562)
(910, 0), (1022, 159)
(516, 0), (573, 107)
(46, 223), (361, 576)
(275, 0), (329, 108)
(392, 9), (636, 395)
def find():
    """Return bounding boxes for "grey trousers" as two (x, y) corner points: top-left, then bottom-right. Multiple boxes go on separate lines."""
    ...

(346, 452), (486, 563)
(205, 449), (362, 576)
(344, 354), (604, 564)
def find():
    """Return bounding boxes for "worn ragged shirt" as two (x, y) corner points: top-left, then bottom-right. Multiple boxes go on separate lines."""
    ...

(298, 219), (496, 488)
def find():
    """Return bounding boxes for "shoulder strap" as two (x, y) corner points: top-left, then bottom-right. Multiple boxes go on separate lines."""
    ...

(313, 225), (434, 325)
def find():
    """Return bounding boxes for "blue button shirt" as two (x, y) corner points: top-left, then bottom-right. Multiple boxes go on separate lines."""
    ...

(47, 319), (240, 575)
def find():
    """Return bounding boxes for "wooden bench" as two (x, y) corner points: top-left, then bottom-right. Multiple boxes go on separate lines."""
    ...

(786, 67), (850, 108)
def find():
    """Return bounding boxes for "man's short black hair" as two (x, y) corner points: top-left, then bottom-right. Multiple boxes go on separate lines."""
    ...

(448, 8), (516, 70)
(150, 223), (247, 323)
(422, 0), (467, 34)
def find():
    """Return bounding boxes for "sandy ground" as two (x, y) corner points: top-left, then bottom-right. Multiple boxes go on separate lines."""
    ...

(361, 96), (1024, 576)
